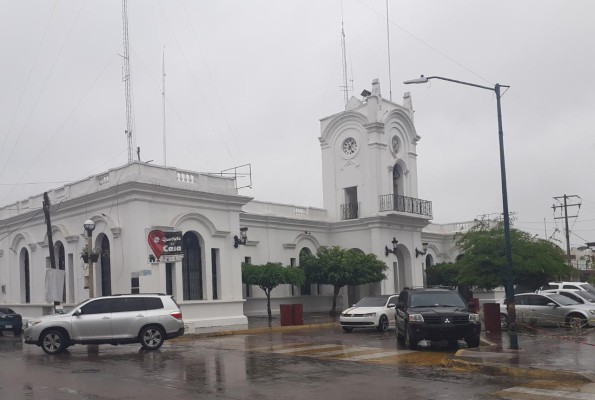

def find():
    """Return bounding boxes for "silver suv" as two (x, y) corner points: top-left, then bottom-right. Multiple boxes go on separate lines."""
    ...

(24, 294), (184, 354)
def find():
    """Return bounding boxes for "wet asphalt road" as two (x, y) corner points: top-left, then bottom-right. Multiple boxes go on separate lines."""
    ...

(0, 327), (527, 400)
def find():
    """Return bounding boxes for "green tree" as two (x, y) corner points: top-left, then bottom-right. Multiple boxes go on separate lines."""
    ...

(425, 262), (459, 288)
(300, 246), (388, 313)
(454, 221), (571, 291)
(242, 262), (305, 319)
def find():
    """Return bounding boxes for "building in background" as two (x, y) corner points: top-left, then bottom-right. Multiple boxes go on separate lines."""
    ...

(0, 80), (467, 331)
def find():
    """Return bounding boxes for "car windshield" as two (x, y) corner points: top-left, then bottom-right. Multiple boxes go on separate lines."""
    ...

(410, 292), (466, 308)
(0, 308), (14, 314)
(576, 290), (595, 302)
(548, 293), (580, 306)
(354, 296), (389, 307)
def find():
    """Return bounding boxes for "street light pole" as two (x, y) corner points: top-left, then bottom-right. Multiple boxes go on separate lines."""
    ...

(83, 220), (96, 298)
(404, 75), (516, 330)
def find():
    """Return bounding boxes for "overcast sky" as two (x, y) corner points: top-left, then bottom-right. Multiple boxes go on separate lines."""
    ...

(1, 1), (594, 249)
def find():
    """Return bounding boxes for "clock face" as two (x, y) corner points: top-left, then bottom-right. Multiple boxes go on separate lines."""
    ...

(342, 137), (358, 155)
(391, 136), (400, 153)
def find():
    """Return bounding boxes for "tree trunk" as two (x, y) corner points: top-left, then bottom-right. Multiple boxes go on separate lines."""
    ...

(266, 290), (272, 320)
(331, 285), (341, 313)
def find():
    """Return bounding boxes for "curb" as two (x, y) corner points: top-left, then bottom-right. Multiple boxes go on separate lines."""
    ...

(448, 349), (595, 382)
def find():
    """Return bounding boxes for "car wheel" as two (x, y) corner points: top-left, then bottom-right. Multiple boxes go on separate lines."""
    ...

(41, 329), (67, 355)
(140, 326), (165, 350)
(404, 325), (418, 350)
(342, 327), (353, 333)
(566, 314), (588, 329)
(377, 315), (389, 332)
(13, 327), (22, 335)
(500, 313), (509, 330)
(448, 340), (459, 349)
(465, 336), (480, 348)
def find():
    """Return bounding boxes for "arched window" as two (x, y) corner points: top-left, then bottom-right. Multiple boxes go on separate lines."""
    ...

(54, 241), (66, 302)
(100, 235), (111, 296)
(182, 232), (203, 300)
(20, 248), (30, 303)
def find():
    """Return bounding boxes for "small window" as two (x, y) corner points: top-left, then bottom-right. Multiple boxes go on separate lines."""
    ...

(131, 276), (140, 294)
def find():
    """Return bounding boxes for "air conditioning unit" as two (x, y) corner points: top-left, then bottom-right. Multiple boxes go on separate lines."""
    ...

(1, 285), (5, 294)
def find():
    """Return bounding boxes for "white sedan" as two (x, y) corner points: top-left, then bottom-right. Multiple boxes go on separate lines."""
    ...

(340, 294), (399, 332)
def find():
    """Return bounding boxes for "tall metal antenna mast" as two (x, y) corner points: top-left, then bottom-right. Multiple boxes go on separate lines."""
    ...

(162, 46), (167, 166)
(122, 0), (136, 163)
(385, 0), (393, 101)
(340, 1), (351, 107)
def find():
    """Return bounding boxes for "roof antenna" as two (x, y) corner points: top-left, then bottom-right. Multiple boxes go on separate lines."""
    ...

(162, 45), (167, 166)
(385, 0), (393, 101)
(340, 1), (353, 107)
(122, 0), (136, 163)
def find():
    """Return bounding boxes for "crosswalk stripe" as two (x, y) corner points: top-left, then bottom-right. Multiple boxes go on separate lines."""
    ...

(498, 386), (595, 399)
(272, 344), (340, 354)
(340, 350), (405, 361)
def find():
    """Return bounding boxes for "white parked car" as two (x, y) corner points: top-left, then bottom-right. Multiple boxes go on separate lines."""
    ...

(500, 292), (595, 329)
(540, 282), (595, 296)
(340, 294), (399, 332)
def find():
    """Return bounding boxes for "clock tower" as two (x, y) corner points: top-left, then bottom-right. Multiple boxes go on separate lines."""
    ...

(319, 79), (425, 221)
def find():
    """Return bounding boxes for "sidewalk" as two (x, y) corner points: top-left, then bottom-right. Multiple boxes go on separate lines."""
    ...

(451, 329), (595, 382)
(188, 312), (595, 382)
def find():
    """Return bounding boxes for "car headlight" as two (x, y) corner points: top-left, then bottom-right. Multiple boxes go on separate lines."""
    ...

(408, 314), (424, 322)
(469, 313), (480, 323)
(26, 321), (41, 328)
(363, 312), (376, 317)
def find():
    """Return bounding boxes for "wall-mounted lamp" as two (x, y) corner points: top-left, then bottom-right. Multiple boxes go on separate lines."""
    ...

(416, 242), (429, 258)
(385, 237), (399, 257)
(234, 227), (248, 248)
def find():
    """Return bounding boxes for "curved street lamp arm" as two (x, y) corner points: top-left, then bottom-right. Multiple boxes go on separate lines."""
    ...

(404, 75), (509, 92)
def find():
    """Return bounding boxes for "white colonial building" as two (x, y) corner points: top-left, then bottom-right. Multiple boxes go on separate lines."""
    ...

(0, 79), (465, 331)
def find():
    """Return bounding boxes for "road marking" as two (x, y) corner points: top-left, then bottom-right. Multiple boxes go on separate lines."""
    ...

(252, 342), (416, 363)
(272, 344), (340, 354)
(339, 350), (410, 361)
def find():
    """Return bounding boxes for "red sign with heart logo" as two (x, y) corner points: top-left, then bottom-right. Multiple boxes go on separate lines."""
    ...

(148, 230), (165, 261)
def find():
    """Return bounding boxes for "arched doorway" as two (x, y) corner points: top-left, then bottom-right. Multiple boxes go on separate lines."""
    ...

(100, 235), (111, 296)
(392, 164), (403, 197)
(299, 247), (312, 295)
(393, 249), (406, 293)
(182, 232), (203, 300)
(20, 248), (30, 303)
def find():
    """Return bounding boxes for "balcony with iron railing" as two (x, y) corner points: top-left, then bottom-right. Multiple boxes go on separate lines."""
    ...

(340, 202), (360, 220)
(379, 194), (432, 218)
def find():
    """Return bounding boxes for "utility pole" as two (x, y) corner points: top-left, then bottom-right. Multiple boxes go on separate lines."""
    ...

(553, 194), (581, 269)
(43, 192), (61, 310)
(42, 192), (56, 270)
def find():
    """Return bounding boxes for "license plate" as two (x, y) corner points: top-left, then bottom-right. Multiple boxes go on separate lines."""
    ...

(5, 325), (11, 329)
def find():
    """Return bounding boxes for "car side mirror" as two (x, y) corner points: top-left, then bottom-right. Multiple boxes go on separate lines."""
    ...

(546, 303), (557, 308)
(388, 303), (396, 308)
(73, 309), (81, 316)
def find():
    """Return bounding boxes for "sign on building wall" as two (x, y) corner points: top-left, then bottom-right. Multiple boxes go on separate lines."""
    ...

(148, 230), (183, 262)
